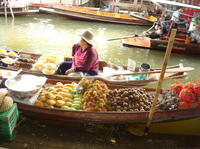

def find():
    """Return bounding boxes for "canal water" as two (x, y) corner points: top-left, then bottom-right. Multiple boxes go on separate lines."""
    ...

(0, 14), (200, 147)
(0, 13), (199, 87)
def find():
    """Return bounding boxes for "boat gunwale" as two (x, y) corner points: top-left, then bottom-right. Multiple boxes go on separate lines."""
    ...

(0, 66), (186, 87)
(17, 101), (200, 124)
(122, 37), (200, 55)
(52, 6), (140, 21)
(38, 5), (152, 26)
(0, 50), (187, 87)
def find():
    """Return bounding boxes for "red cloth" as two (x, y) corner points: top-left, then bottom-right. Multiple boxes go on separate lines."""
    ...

(72, 44), (99, 75)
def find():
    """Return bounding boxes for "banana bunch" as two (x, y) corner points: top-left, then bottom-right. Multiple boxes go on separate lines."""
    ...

(35, 82), (80, 110)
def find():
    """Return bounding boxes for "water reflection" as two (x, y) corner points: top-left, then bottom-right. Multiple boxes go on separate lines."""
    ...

(0, 14), (200, 87)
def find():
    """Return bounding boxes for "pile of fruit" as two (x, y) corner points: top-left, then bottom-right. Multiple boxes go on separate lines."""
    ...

(0, 49), (18, 57)
(15, 58), (36, 69)
(0, 49), (7, 56)
(157, 90), (179, 111)
(81, 79), (109, 111)
(34, 79), (200, 112)
(31, 55), (63, 74)
(35, 82), (82, 110)
(77, 78), (92, 93)
(168, 81), (200, 109)
(107, 88), (154, 112)
(35, 78), (110, 112)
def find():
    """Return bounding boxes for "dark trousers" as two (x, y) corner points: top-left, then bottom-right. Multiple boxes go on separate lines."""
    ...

(55, 61), (72, 75)
(55, 61), (96, 76)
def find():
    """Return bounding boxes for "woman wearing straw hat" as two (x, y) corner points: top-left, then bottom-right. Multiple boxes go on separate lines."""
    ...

(56, 31), (99, 76)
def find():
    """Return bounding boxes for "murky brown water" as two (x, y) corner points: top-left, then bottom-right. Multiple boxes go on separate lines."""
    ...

(0, 13), (199, 87)
(1, 119), (200, 149)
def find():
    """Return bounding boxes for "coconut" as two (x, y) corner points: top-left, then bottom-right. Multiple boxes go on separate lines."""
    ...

(0, 96), (13, 112)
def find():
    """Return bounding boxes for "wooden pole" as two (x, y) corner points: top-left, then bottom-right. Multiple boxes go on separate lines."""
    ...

(145, 29), (177, 133)
(134, 0), (138, 6)
(141, 0), (143, 6)
(4, 0), (7, 18)
(107, 34), (146, 41)
(8, 0), (14, 19)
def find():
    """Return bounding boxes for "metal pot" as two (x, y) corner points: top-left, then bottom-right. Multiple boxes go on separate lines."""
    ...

(5, 74), (47, 99)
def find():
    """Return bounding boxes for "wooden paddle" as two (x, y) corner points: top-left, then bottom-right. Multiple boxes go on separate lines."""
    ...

(110, 67), (194, 77)
(107, 34), (145, 41)
(107, 24), (154, 41)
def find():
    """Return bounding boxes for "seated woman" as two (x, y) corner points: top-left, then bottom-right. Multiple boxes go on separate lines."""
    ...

(56, 31), (99, 76)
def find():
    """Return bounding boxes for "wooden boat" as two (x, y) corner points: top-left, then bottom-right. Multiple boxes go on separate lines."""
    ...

(30, 3), (153, 26)
(0, 6), (39, 16)
(12, 79), (200, 124)
(130, 12), (157, 23)
(148, 118), (200, 136)
(122, 36), (200, 55)
(0, 50), (189, 87)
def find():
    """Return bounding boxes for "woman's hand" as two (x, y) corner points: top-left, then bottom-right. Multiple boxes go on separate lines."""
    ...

(65, 68), (74, 75)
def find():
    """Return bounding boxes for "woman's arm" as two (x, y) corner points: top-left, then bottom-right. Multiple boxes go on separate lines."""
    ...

(72, 44), (79, 56)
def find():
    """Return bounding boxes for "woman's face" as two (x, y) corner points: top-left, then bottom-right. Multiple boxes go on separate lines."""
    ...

(79, 39), (87, 47)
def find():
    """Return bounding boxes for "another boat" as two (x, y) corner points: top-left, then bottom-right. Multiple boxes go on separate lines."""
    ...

(0, 50), (189, 87)
(0, 5), (39, 16)
(130, 12), (157, 23)
(10, 79), (200, 124)
(122, 36), (200, 55)
(30, 3), (154, 26)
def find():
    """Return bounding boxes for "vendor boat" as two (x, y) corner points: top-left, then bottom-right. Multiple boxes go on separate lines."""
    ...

(0, 50), (190, 87)
(6, 79), (200, 124)
(30, 3), (154, 26)
(122, 36), (200, 55)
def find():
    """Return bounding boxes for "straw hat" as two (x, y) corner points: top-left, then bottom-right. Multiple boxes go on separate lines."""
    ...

(80, 31), (94, 45)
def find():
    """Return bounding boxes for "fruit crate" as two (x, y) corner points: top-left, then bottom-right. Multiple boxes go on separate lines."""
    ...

(0, 103), (19, 141)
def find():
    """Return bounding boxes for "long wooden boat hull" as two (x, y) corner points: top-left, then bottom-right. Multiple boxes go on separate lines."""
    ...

(122, 37), (200, 55)
(17, 102), (200, 124)
(37, 4), (152, 26)
(11, 79), (200, 124)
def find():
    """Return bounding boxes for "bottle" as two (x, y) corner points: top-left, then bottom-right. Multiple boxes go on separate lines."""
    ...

(140, 63), (151, 80)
